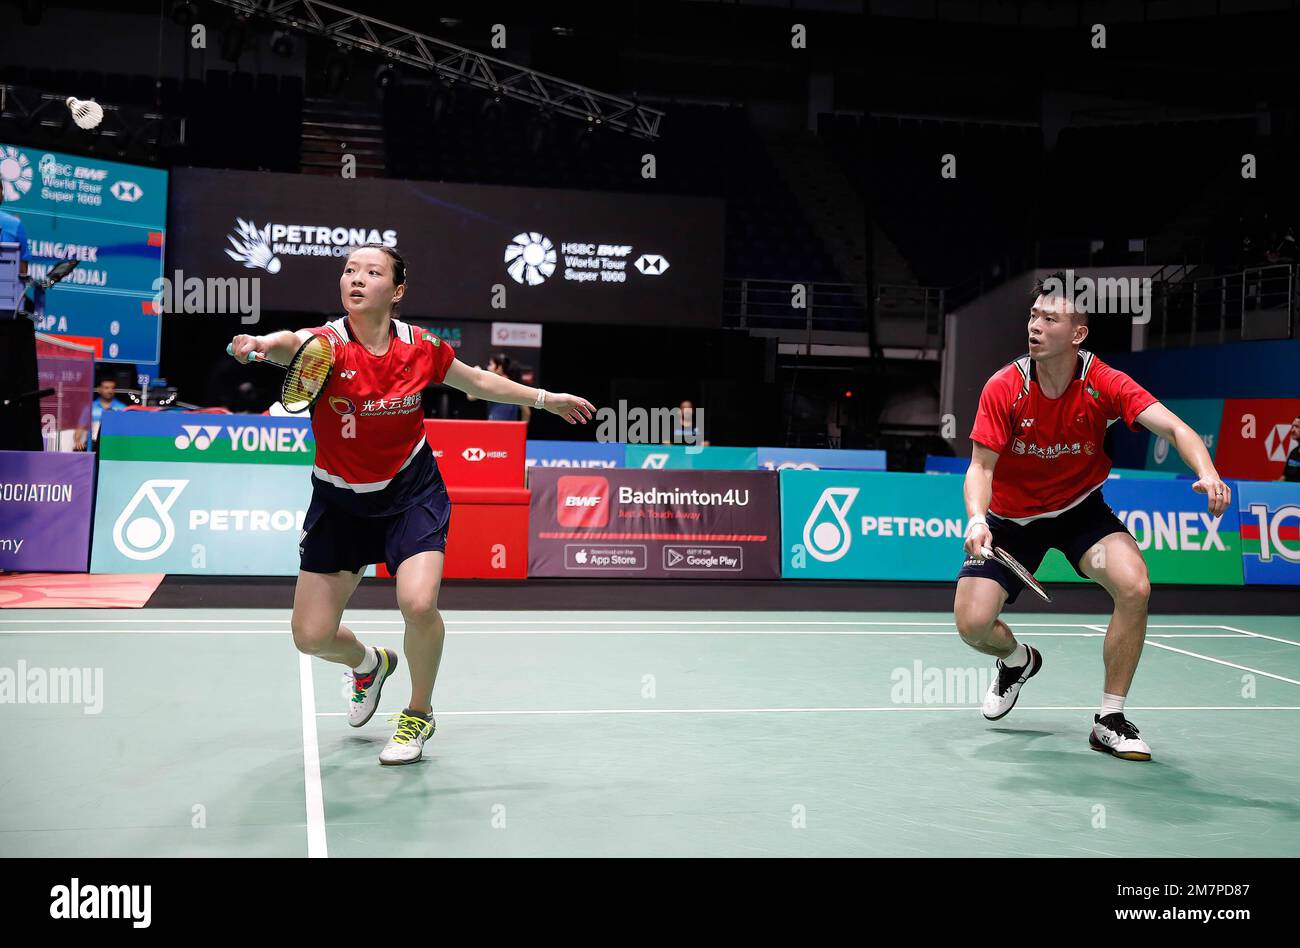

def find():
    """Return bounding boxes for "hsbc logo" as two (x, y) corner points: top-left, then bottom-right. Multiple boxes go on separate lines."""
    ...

(634, 254), (670, 275)
(1265, 424), (1296, 462)
(461, 447), (509, 462)
(110, 180), (143, 202)
(556, 475), (609, 528)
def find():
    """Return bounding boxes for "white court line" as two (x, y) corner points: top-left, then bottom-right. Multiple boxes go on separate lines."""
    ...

(1217, 625), (1300, 649)
(299, 653), (328, 859)
(1145, 641), (1300, 687)
(0, 628), (1247, 638)
(0, 618), (1252, 627)
(315, 705), (1300, 717)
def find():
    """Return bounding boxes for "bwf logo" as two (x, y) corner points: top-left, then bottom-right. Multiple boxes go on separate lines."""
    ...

(556, 475), (609, 528)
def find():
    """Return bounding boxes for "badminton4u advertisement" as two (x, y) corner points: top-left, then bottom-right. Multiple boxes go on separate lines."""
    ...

(528, 468), (780, 578)
(166, 167), (723, 326)
(0, 142), (167, 363)
(0, 450), (94, 572)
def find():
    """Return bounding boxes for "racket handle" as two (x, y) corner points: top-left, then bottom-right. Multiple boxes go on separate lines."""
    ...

(226, 343), (266, 363)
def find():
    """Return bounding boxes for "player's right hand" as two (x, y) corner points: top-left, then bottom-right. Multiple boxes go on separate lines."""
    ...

(964, 522), (993, 559)
(229, 334), (264, 364)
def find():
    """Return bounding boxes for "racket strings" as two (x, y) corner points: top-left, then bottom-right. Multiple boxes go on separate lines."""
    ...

(283, 338), (334, 411)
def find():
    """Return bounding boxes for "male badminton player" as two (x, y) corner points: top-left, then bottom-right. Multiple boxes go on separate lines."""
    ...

(230, 244), (594, 764)
(953, 272), (1231, 761)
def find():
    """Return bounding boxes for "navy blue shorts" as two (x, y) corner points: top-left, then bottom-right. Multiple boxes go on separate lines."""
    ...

(298, 480), (451, 576)
(957, 489), (1129, 604)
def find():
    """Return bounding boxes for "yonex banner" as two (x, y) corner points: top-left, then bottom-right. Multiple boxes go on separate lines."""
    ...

(528, 468), (780, 579)
(1037, 478), (1243, 585)
(624, 444), (758, 470)
(90, 459), (321, 575)
(1236, 481), (1300, 585)
(525, 440), (625, 469)
(0, 450), (95, 572)
(1214, 398), (1300, 482)
(781, 470), (969, 580)
(757, 447), (886, 471)
(99, 410), (314, 465)
(1145, 399), (1223, 474)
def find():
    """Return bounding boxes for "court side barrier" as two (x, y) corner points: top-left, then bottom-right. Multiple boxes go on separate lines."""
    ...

(779, 469), (1300, 586)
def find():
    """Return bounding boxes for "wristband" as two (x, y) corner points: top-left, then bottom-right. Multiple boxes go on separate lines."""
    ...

(534, 388), (547, 409)
(965, 515), (987, 537)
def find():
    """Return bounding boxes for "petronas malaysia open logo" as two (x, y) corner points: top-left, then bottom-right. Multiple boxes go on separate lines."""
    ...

(225, 218), (282, 273)
(802, 487), (859, 563)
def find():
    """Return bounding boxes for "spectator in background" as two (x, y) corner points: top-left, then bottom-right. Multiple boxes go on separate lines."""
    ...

(0, 188), (31, 279)
(88, 377), (126, 444)
(1281, 414), (1300, 483)
(468, 354), (532, 423)
(666, 399), (709, 446)
(1266, 226), (1299, 265)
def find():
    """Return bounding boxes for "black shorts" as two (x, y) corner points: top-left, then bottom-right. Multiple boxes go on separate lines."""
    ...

(298, 480), (451, 576)
(957, 489), (1129, 604)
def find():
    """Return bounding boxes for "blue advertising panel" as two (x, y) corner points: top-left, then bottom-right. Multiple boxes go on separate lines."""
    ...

(758, 447), (886, 471)
(0, 450), (95, 572)
(1237, 481), (1300, 585)
(526, 440), (625, 469)
(1, 143), (167, 363)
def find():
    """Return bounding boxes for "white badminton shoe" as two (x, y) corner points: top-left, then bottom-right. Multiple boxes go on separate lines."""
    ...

(346, 647), (399, 728)
(1090, 713), (1152, 761)
(981, 645), (1043, 720)
(379, 710), (436, 765)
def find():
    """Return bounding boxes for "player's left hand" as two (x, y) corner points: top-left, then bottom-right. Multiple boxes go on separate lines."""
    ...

(1192, 474), (1232, 518)
(544, 393), (596, 425)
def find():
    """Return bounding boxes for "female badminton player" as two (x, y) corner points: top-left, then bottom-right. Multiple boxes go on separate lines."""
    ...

(230, 244), (595, 764)
(953, 272), (1231, 762)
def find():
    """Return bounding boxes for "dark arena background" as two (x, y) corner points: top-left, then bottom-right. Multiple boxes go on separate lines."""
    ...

(0, 0), (1296, 921)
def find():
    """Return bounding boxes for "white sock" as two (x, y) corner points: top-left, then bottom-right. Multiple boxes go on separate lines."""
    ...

(352, 646), (378, 675)
(1002, 643), (1029, 668)
(1100, 692), (1125, 718)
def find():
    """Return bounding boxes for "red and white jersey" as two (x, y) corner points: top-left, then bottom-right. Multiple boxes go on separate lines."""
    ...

(305, 316), (454, 510)
(970, 349), (1157, 522)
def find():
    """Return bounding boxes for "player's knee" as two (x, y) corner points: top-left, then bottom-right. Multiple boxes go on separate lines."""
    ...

(1115, 573), (1151, 610)
(954, 609), (996, 646)
(399, 593), (441, 626)
(291, 620), (336, 655)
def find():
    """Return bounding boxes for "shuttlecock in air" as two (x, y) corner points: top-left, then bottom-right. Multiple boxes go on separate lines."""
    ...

(66, 97), (104, 130)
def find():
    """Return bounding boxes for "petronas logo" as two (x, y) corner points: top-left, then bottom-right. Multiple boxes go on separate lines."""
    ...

(802, 487), (859, 563)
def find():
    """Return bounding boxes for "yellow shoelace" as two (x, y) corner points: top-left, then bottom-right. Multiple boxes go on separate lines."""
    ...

(388, 712), (434, 745)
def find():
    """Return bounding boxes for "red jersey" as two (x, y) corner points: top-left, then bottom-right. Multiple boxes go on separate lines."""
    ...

(970, 349), (1157, 522)
(306, 316), (455, 515)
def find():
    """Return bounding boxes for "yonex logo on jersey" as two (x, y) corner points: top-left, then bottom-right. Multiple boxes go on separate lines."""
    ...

(556, 476), (609, 528)
(339, 370), (357, 379)
(1020, 418), (1034, 428)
